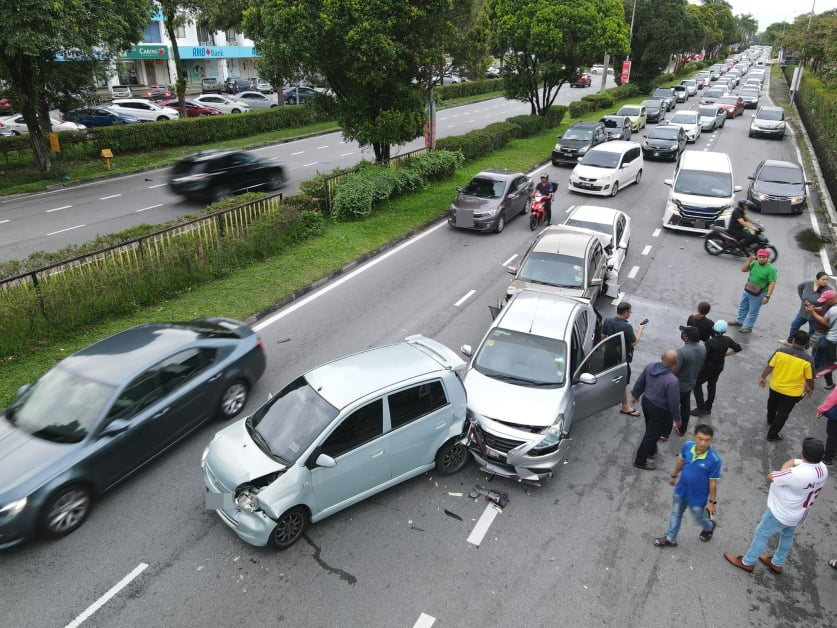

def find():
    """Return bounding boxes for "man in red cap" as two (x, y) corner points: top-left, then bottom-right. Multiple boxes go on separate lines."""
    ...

(730, 249), (776, 333)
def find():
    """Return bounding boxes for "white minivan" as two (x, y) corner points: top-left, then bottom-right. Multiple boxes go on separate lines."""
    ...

(661, 150), (742, 233)
(568, 140), (643, 197)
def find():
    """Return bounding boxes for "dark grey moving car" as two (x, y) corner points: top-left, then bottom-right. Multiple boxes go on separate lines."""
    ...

(551, 121), (607, 166)
(747, 159), (809, 213)
(168, 149), (286, 202)
(448, 169), (533, 233)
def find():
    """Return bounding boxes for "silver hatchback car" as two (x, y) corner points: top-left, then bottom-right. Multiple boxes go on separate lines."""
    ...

(202, 335), (468, 549)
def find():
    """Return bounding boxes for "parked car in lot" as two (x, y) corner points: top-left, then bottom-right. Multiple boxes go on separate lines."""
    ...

(448, 169), (533, 233)
(616, 104), (647, 131)
(641, 99), (666, 123)
(560, 204), (631, 282)
(746, 159), (809, 214)
(143, 84), (173, 101)
(568, 140), (644, 197)
(641, 124), (687, 161)
(0, 317), (266, 548)
(191, 94), (250, 114)
(551, 121), (608, 166)
(697, 105), (726, 131)
(600, 114), (632, 141)
(503, 225), (610, 302)
(62, 107), (140, 127)
(200, 78), (223, 94)
(110, 85), (132, 99)
(159, 100), (221, 117)
(666, 110), (702, 142)
(225, 78), (252, 94)
(168, 149), (286, 202)
(717, 94), (745, 118)
(247, 77), (274, 94)
(232, 91), (278, 109)
(0, 115), (85, 135)
(282, 86), (318, 104)
(201, 335), (468, 549)
(109, 99), (179, 121)
(749, 105), (786, 139)
(460, 290), (627, 483)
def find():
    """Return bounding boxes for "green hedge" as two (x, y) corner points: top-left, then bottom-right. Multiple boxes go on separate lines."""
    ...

(795, 73), (837, 207)
(434, 79), (502, 101)
(568, 100), (595, 118)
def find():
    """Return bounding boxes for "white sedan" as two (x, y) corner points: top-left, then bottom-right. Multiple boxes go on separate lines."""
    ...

(232, 91), (278, 110)
(666, 110), (702, 142)
(191, 94), (250, 114)
(108, 99), (180, 122)
(560, 204), (632, 296)
(0, 115), (86, 135)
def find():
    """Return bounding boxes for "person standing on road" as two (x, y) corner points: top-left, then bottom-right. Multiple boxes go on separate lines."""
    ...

(671, 326), (706, 437)
(724, 437), (828, 575)
(602, 302), (647, 416)
(760, 331), (815, 442)
(687, 301), (715, 342)
(631, 349), (681, 471)
(654, 424), (720, 547)
(805, 290), (837, 390)
(816, 387), (837, 466)
(532, 173), (556, 225)
(730, 249), (776, 334)
(692, 320), (742, 417)
(780, 272), (831, 347)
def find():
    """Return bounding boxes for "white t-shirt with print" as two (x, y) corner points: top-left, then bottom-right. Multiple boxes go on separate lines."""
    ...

(767, 460), (828, 526)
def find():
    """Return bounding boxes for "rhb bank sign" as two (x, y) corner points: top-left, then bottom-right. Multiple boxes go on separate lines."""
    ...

(191, 47), (225, 58)
(179, 46), (260, 60)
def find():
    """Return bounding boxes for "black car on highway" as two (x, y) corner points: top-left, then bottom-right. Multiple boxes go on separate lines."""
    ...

(0, 318), (266, 548)
(746, 159), (809, 214)
(168, 149), (286, 203)
(641, 125), (687, 161)
(641, 99), (666, 123)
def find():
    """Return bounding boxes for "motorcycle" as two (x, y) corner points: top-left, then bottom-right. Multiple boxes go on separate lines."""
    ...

(703, 223), (778, 262)
(529, 194), (547, 230)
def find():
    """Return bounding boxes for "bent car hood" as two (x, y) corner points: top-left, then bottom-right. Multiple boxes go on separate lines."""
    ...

(0, 418), (75, 496)
(464, 368), (564, 429)
(205, 419), (285, 490)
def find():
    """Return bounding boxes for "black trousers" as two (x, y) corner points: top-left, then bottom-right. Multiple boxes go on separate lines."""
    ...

(766, 388), (803, 439)
(826, 420), (837, 464)
(635, 398), (673, 464)
(693, 367), (722, 411)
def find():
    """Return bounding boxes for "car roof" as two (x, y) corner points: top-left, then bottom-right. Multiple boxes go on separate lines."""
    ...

(494, 291), (583, 341)
(531, 226), (599, 257)
(759, 105), (783, 112)
(586, 140), (641, 153)
(566, 204), (620, 224)
(473, 169), (523, 179)
(179, 149), (241, 163)
(570, 121), (602, 128)
(760, 159), (800, 170)
(679, 150), (732, 172)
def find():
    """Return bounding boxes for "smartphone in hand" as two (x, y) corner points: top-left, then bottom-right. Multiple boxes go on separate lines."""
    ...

(639, 318), (649, 325)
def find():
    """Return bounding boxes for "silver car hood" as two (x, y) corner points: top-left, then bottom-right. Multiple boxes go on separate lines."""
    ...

(464, 368), (563, 428)
(206, 419), (285, 490)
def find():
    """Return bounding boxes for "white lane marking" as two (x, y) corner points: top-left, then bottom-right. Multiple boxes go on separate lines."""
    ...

(137, 204), (163, 213)
(641, 245), (652, 256)
(147, 183), (166, 189)
(413, 613), (436, 628)
(46, 205), (72, 213)
(303, 162), (318, 167)
(64, 562), (148, 628)
(467, 503), (500, 546)
(454, 290), (475, 307)
(652, 228), (661, 237)
(99, 194), (122, 200)
(291, 151), (304, 156)
(254, 222), (447, 331)
(47, 224), (85, 236)
(0, 219), (9, 225)
(628, 266), (639, 279)
(501, 253), (517, 267)
(317, 145), (329, 150)
(340, 152), (353, 157)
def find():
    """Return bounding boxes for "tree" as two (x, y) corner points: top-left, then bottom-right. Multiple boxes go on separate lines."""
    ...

(157, 1), (204, 114)
(616, 0), (688, 89)
(486, 0), (629, 115)
(0, 0), (152, 176)
(735, 14), (759, 44)
(241, 0), (474, 163)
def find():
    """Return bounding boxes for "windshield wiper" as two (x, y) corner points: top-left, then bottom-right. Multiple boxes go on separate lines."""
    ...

(491, 374), (541, 385)
(245, 420), (274, 457)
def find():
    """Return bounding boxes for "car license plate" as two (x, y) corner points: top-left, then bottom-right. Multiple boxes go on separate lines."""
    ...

(694, 220), (707, 230)
(579, 183), (593, 189)
(486, 446), (504, 460)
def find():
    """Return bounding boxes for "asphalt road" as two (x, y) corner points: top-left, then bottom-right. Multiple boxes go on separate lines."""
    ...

(4, 72), (837, 628)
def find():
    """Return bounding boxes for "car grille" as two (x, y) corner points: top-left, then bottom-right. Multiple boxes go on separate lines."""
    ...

(475, 426), (523, 455)
(677, 203), (725, 221)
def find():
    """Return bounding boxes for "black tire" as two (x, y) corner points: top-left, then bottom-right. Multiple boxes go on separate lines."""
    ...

(522, 198), (530, 214)
(495, 214), (505, 233)
(40, 485), (92, 539)
(764, 245), (778, 263)
(530, 215), (539, 231)
(435, 438), (469, 475)
(217, 379), (248, 420)
(213, 186), (232, 203)
(231, 108), (242, 114)
(267, 173), (285, 191)
(288, 97), (298, 105)
(610, 182), (619, 197)
(635, 169), (642, 185)
(270, 104), (278, 108)
(156, 116), (167, 121)
(269, 506), (308, 550)
(704, 235), (725, 256)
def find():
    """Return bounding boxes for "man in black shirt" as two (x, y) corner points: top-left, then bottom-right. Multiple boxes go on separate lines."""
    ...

(602, 301), (647, 416)
(728, 200), (761, 254)
(532, 173), (556, 224)
(693, 320), (743, 416)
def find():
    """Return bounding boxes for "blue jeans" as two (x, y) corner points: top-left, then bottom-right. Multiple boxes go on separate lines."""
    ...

(786, 314), (814, 344)
(666, 492), (713, 541)
(742, 507), (797, 567)
(736, 290), (763, 329)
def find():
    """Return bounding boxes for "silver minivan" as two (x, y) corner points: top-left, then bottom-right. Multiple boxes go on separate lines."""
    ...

(201, 335), (468, 549)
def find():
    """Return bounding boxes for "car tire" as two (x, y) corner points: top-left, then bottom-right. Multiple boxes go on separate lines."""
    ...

(288, 97), (298, 105)
(435, 437), (469, 475)
(269, 506), (308, 550)
(267, 173), (285, 191)
(522, 198), (530, 214)
(217, 379), (249, 420)
(156, 116), (167, 121)
(610, 182), (619, 197)
(213, 186), (232, 203)
(270, 104), (278, 108)
(231, 108), (242, 114)
(635, 169), (642, 185)
(39, 485), (93, 539)
(495, 214), (505, 233)
(703, 235), (725, 256)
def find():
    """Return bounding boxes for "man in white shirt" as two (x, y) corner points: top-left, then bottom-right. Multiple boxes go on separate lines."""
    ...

(724, 437), (828, 574)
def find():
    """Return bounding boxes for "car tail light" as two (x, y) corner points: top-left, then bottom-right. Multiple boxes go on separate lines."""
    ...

(256, 338), (265, 354)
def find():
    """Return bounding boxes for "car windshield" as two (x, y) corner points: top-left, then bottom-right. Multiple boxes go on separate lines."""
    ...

(704, 89), (723, 98)
(641, 100), (660, 109)
(674, 170), (733, 197)
(249, 376), (339, 464)
(740, 90), (759, 97)
(698, 108), (718, 118)
(670, 114), (696, 124)
(617, 107), (639, 116)
(518, 251), (586, 287)
(580, 150), (620, 168)
(462, 177), (505, 198)
(718, 97), (739, 105)
(653, 90), (670, 98)
(563, 128), (593, 141)
(5, 365), (115, 443)
(473, 328), (568, 386)
(650, 127), (680, 140)
(759, 166), (802, 184)
(757, 109), (784, 121)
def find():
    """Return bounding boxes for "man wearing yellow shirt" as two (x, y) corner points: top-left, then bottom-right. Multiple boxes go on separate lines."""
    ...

(760, 331), (815, 441)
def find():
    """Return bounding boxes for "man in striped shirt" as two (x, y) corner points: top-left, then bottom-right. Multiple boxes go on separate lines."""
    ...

(724, 437), (828, 574)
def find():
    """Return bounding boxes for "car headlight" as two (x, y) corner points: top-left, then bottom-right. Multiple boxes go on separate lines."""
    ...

(776, 122), (786, 129)
(790, 196), (804, 203)
(554, 143), (563, 151)
(578, 145), (590, 154)
(532, 423), (564, 452)
(235, 489), (260, 512)
(200, 444), (210, 468)
(754, 192), (769, 201)
(0, 496), (27, 521)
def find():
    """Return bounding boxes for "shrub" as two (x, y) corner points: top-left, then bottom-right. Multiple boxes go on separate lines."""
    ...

(568, 100), (594, 118)
(544, 105), (568, 128)
(506, 114), (548, 137)
(401, 150), (465, 181)
(331, 163), (422, 221)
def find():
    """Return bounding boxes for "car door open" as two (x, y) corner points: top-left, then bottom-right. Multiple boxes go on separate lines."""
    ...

(572, 332), (628, 420)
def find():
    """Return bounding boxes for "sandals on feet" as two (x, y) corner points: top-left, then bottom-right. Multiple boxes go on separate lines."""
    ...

(699, 521), (716, 542)
(829, 559), (837, 570)
(654, 537), (677, 548)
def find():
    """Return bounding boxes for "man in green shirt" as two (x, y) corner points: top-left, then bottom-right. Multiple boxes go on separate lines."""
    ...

(730, 249), (777, 333)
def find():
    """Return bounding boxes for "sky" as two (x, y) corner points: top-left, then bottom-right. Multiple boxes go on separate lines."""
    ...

(726, 0), (837, 33)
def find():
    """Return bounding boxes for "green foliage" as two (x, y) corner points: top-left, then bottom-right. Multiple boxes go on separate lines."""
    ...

(331, 164), (423, 221)
(506, 115), (549, 137)
(401, 150), (465, 181)
(435, 80), (502, 101)
(568, 100), (595, 118)
(544, 105), (569, 128)
(581, 92), (614, 110)
(796, 73), (837, 212)
(436, 120), (522, 160)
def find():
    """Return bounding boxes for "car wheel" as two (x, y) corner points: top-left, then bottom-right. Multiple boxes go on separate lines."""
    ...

(495, 214), (505, 233)
(12, 130), (21, 136)
(40, 485), (92, 538)
(213, 186), (232, 202)
(288, 97), (298, 105)
(231, 108), (241, 114)
(269, 506), (308, 550)
(156, 116), (167, 121)
(217, 379), (248, 420)
(635, 169), (642, 185)
(267, 173), (285, 191)
(270, 104), (278, 108)
(610, 182), (619, 197)
(522, 197), (530, 214)
(435, 438), (469, 475)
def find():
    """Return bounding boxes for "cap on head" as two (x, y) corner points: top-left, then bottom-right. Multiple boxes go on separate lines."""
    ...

(802, 437), (825, 463)
(713, 320), (727, 333)
(679, 325), (700, 342)
(818, 290), (837, 303)
(757, 248), (770, 257)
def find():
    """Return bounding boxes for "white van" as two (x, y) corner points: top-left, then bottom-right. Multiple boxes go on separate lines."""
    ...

(661, 151), (741, 233)
(568, 140), (643, 197)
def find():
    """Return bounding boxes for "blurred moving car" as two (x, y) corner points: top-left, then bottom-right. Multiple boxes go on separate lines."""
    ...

(0, 115), (85, 135)
(201, 335), (468, 549)
(159, 100), (221, 117)
(600, 115), (632, 141)
(168, 149), (286, 203)
(109, 99), (180, 122)
(641, 124), (687, 161)
(448, 169), (533, 233)
(62, 107), (140, 127)
(697, 105), (726, 132)
(0, 317), (266, 548)
(191, 94), (250, 114)
(746, 159), (809, 214)
(232, 91), (278, 110)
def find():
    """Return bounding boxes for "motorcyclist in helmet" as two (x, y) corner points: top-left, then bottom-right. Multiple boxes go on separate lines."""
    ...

(728, 199), (761, 254)
(532, 172), (556, 225)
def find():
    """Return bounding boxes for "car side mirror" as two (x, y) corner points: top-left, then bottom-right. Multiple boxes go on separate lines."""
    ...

(99, 419), (130, 438)
(663, 179), (673, 187)
(460, 344), (473, 357)
(590, 278), (603, 286)
(314, 453), (336, 468)
(578, 372), (597, 385)
(734, 185), (742, 192)
(505, 265), (517, 275)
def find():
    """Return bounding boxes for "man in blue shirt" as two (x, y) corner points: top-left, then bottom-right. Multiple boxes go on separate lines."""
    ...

(654, 424), (721, 547)
(532, 173), (556, 224)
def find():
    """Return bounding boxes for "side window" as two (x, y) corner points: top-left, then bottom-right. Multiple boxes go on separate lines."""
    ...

(578, 334), (624, 378)
(615, 217), (625, 245)
(321, 400), (384, 458)
(388, 380), (448, 430)
(157, 347), (214, 394)
(507, 178), (519, 194)
(590, 243), (604, 273)
(630, 148), (641, 162)
(108, 370), (163, 420)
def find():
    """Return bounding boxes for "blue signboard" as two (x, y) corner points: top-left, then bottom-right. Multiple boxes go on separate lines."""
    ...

(177, 46), (260, 59)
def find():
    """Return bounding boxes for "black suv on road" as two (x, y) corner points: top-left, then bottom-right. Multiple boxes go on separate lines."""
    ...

(551, 121), (607, 167)
(168, 149), (286, 203)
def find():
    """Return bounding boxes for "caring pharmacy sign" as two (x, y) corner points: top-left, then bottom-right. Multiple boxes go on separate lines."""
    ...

(121, 45), (169, 60)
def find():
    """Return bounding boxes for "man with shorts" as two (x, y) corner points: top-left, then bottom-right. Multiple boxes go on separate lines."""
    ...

(602, 302), (646, 416)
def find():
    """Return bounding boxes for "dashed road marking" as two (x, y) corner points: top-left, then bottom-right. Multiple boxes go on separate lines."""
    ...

(454, 290), (475, 307)
(64, 562), (148, 628)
